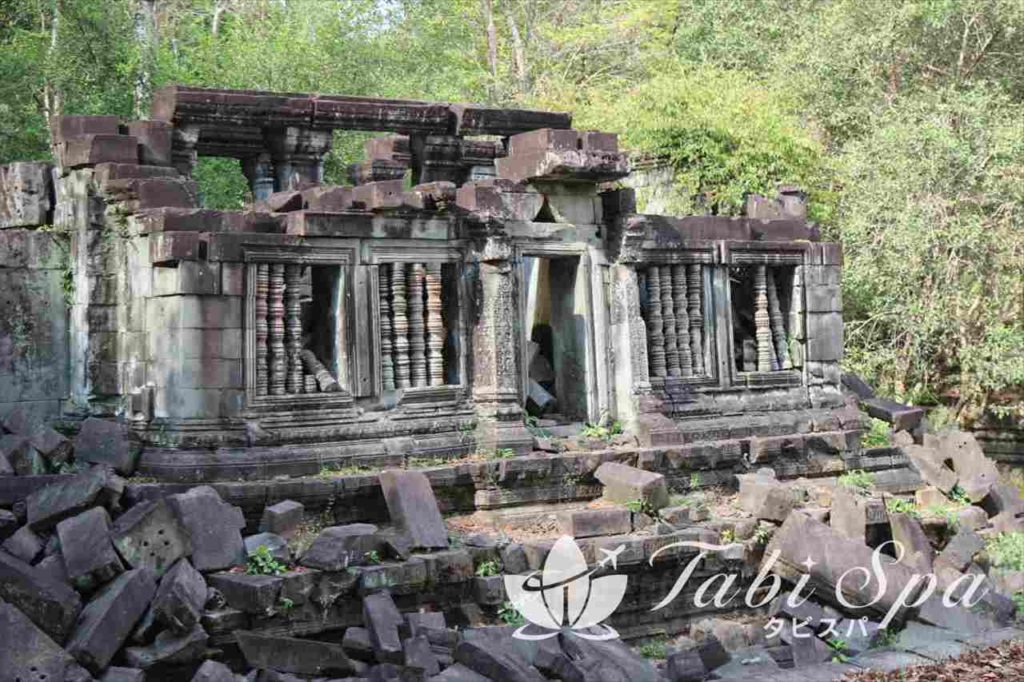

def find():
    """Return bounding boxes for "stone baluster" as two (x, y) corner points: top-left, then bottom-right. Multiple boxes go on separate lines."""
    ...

(754, 265), (773, 372)
(255, 264), (269, 396)
(425, 263), (445, 386)
(285, 264), (304, 393)
(688, 264), (704, 375)
(671, 265), (692, 377)
(301, 349), (340, 392)
(407, 263), (428, 387)
(268, 264), (286, 395)
(391, 263), (411, 389)
(767, 269), (791, 370)
(660, 265), (680, 376)
(645, 266), (666, 378)
(379, 264), (396, 391)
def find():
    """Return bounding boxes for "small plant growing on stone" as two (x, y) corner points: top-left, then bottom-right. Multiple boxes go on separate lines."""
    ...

(949, 485), (971, 506)
(476, 560), (501, 577)
(498, 601), (525, 626)
(827, 637), (849, 663)
(872, 627), (900, 649)
(754, 525), (774, 546)
(862, 418), (892, 448)
(987, 532), (1024, 571)
(838, 469), (874, 492)
(279, 596), (294, 611)
(247, 545), (285, 576)
(720, 528), (736, 544)
(689, 472), (702, 489)
(625, 497), (655, 516)
(637, 637), (669, 659)
(581, 420), (624, 442)
(364, 550), (382, 565)
(1012, 592), (1024, 615)
(886, 497), (920, 518)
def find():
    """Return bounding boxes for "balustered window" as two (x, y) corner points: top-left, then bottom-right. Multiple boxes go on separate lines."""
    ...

(637, 263), (714, 381)
(729, 265), (796, 373)
(376, 262), (462, 392)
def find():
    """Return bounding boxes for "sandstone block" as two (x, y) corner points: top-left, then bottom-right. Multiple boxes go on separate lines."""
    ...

(594, 462), (669, 510)
(62, 134), (139, 168)
(111, 498), (191, 577)
(0, 161), (53, 228)
(167, 485), (246, 571)
(862, 398), (924, 432)
(74, 417), (139, 474)
(67, 567), (158, 672)
(152, 558), (206, 632)
(127, 120), (174, 166)
(57, 506), (125, 590)
(3, 523), (44, 562)
(191, 660), (240, 682)
(123, 623), (207, 668)
(364, 590), (404, 664)
(260, 499), (304, 537)
(379, 469), (449, 550)
(557, 508), (631, 538)
(0, 547), (82, 641)
(831, 487), (868, 541)
(0, 602), (83, 682)
(300, 523), (382, 570)
(244, 531), (291, 563)
(236, 630), (357, 676)
(208, 572), (283, 614)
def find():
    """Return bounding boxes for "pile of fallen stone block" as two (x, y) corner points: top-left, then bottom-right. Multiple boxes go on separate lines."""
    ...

(0, 410), (138, 476)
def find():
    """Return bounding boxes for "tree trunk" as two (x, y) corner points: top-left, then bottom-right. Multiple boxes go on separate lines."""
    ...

(42, 0), (62, 155)
(507, 13), (527, 94)
(133, 0), (158, 119)
(481, 0), (498, 97)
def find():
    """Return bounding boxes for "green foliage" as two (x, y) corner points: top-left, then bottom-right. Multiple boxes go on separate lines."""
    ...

(838, 469), (875, 492)
(279, 596), (294, 611)
(475, 560), (501, 577)
(246, 545), (285, 576)
(886, 497), (920, 518)
(498, 601), (524, 627)
(861, 420), (892, 449)
(827, 637), (849, 663)
(580, 63), (832, 220)
(1013, 592), (1024, 615)
(637, 637), (669, 660)
(580, 421), (623, 441)
(754, 525), (774, 546)
(949, 485), (971, 506)
(987, 532), (1024, 571)
(625, 498), (656, 516)
(364, 550), (382, 565)
(719, 528), (736, 544)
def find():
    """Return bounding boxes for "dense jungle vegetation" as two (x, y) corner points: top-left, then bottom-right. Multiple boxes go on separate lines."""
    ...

(1, 0), (1022, 423)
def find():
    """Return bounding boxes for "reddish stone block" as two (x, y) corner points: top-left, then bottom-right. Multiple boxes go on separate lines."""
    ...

(126, 121), (173, 166)
(50, 116), (120, 145)
(508, 128), (579, 155)
(351, 180), (404, 209)
(60, 135), (138, 168)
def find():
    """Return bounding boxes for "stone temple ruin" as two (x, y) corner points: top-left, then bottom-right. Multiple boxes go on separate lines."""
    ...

(0, 87), (1022, 680)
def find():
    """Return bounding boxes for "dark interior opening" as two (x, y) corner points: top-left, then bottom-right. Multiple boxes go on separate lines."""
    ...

(730, 265), (795, 373)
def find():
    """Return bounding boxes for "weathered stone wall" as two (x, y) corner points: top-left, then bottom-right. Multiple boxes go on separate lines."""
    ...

(0, 161), (68, 423)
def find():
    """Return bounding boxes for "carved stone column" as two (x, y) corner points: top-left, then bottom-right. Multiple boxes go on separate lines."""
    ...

(645, 266), (666, 378)
(660, 265), (680, 376)
(407, 263), (428, 387)
(471, 250), (532, 454)
(285, 264), (304, 393)
(242, 152), (276, 202)
(671, 265), (692, 377)
(610, 264), (650, 429)
(687, 264), (705, 375)
(268, 264), (286, 395)
(267, 127), (333, 191)
(391, 263), (411, 389)
(425, 262), (445, 386)
(379, 264), (395, 391)
(754, 265), (773, 372)
(767, 269), (791, 370)
(255, 264), (269, 396)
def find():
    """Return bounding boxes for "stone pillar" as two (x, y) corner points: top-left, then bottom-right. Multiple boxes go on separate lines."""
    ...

(425, 262), (445, 386)
(471, 251), (532, 454)
(169, 125), (199, 177)
(645, 266), (665, 378)
(391, 263), (411, 389)
(267, 127), (333, 191)
(242, 152), (276, 202)
(609, 264), (650, 429)
(767, 269), (791, 370)
(379, 265), (395, 392)
(660, 265), (679, 376)
(687, 264), (705, 375)
(671, 264), (692, 377)
(255, 264), (269, 396)
(407, 263), (427, 387)
(754, 265), (772, 372)
(285, 264), (304, 394)
(268, 264), (286, 395)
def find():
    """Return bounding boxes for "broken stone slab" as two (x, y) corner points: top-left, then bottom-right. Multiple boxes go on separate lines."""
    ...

(454, 639), (547, 682)
(560, 634), (664, 682)
(208, 572), (283, 614)
(888, 510), (934, 572)
(167, 485), (246, 572)
(58, 506), (125, 591)
(0, 547), (82, 642)
(379, 469), (450, 550)
(862, 398), (924, 432)
(789, 635), (833, 667)
(2, 523), (44, 562)
(260, 499), (304, 538)
(667, 649), (707, 682)
(100, 667), (146, 682)
(1, 434), (47, 475)
(980, 482), (1024, 518)
(931, 431), (998, 502)
(455, 179), (544, 222)
(594, 462), (669, 510)
(123, 623), (208, 668)
(74, 417), (139, 475)
(764, 511), (925, 621)
(0, 602), (86, 682)
(937, 525), (985, 572)
(342, 626), (376, 662)
(151, 557), (206, 632)
(244, 531), (292, 563)
(67, 567), (158, 673)
(111, 498), (191, 577)
(236, 630), (359, 676)
(0, 161), (54, 228)
(914, 486), (948, 508)
(405, 634), (442, 676)
(757, 485), (802, 523)
(901, 443), (958, 494)
(29, 426), (72, 468)
(26, 465), (111, 531)
(956, 505), (989, 530)
(830, 487), (868, 541)
(557, 508), (631, 538)
(429, 663), (491, 681)
(191, 660), (241, 682)
(300, 523), (383, 570)
(0, 507), (20, 539)
(364, 590), (405, 664)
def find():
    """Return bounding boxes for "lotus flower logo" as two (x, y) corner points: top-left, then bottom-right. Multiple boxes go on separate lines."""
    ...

(504, 535), (627, 641)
